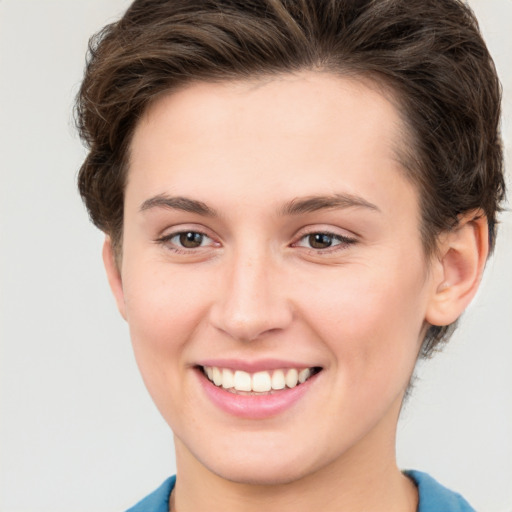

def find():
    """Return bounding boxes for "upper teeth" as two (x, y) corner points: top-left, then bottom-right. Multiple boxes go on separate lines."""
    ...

(203, 366), (314, 392)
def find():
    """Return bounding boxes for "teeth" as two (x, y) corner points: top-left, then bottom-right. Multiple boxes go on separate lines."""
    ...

(203, 365), (317, 392)
(285, 368), (298, 388)
(212, 367), (222, 386)
(221, 368), (234, 389)
(271, 369), (286, 390)
(234, 370), (252, 391)
(298, 368), (311, 383)
(252, 371), (271, 392)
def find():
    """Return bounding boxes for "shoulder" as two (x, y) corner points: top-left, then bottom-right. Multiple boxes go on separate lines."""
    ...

(124, 476), (176, 512)
(405, 470), (476, 512)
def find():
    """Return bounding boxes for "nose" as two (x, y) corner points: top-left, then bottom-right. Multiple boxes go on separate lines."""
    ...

(209, 248), (293, 342)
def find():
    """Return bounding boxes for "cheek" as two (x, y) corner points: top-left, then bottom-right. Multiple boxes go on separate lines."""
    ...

(120, 261), (215, 402)
(123, 260), (211, 341)
(296, 260), (427, 379)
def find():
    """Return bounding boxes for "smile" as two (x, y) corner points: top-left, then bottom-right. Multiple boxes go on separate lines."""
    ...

(201, 366), (321, 394)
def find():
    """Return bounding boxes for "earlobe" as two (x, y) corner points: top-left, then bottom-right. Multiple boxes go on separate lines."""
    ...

(102, 236), (127, 320)
(426, 211), (489, 327)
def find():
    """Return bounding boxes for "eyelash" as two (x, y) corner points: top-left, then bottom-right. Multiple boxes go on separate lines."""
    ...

(293, 231), (357, 253)
(155, 230), (217, 254)
(156, 228), (357, 256)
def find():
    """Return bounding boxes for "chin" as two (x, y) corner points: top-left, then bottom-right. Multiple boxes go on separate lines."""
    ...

(196, 442), (328, 487)
(213, 462), (312, 487)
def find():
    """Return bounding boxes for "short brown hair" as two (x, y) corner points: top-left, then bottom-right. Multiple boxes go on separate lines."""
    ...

(76, 0), (505, 356)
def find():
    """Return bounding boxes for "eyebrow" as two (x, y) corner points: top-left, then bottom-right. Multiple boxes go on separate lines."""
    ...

(280, 193), (380, 216)
(140, 194), (217, 216)
(139, 192), (380, 217)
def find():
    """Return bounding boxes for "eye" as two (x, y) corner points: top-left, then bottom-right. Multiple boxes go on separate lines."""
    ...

(157, 230), (216, 251)
(175, 231), (208, 248)
(306, 233), (337, 249)
(295, 231), (356, 251)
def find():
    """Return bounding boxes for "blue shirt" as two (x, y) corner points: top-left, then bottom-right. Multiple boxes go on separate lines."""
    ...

(125, 471), (476, 512)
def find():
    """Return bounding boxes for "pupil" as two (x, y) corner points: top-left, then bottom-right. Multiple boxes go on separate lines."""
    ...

(309, 233), (332, 249)
(180, 232), (203, 248)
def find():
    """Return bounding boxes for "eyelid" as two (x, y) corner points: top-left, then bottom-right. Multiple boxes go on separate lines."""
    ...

(295, 233), (350, 247)
(155, 225), (221, 252)
(293, 224), (358, 241)
(291, 226), (358, 252)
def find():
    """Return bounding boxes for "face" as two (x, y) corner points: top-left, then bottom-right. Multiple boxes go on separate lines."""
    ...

(109, 71), (440, 485)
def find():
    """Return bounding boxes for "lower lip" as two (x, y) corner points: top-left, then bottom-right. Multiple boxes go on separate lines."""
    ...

(196, 369), (319, 419)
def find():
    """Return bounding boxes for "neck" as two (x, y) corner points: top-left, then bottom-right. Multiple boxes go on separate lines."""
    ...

(171, 400), (418, 512)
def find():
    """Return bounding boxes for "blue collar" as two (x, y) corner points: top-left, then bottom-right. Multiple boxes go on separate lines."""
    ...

(405, 470), (475, 512)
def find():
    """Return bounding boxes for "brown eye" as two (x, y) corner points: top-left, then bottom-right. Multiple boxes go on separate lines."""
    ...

(179, 232), (205, 248)
(308, 233), (334, 249)
(294, 231), (356, 253)
(157, 230), (217, 253)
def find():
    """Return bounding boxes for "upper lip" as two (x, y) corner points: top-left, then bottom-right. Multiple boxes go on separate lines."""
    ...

(195, 358), (321, 373)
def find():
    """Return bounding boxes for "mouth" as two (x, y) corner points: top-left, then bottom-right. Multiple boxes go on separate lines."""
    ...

(198, 365), (322, 395)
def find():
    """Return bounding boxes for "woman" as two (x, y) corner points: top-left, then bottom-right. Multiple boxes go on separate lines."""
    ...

(76, 1), (505, 510)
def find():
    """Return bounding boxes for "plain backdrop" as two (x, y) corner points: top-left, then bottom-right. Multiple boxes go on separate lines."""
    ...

(0, 1), (511, 511)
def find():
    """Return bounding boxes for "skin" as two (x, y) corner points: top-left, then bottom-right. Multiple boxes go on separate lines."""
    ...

(103, 71), (488, 512)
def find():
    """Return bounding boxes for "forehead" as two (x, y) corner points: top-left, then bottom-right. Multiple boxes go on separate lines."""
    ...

(136, 72), (405, 154)
(127, 71), (417, 222)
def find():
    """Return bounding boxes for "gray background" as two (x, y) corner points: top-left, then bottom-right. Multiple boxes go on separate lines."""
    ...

(0, 1), (510, 511)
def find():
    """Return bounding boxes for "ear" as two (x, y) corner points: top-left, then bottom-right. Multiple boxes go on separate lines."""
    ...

(426, 211), (489, 327)
(102, 236), (127, 320)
